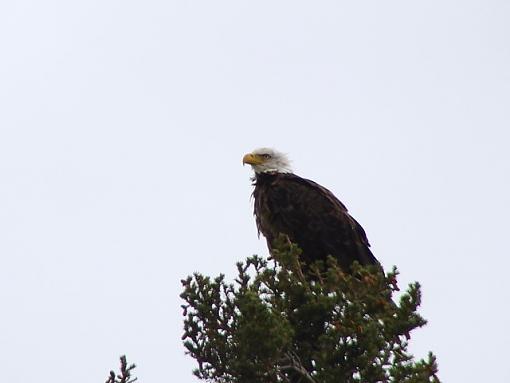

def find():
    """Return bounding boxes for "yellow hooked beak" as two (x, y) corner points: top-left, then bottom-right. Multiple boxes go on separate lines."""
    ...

(242, 153), (265, 166)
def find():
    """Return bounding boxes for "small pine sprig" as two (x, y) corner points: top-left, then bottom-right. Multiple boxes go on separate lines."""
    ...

(105, 355), (137, 383)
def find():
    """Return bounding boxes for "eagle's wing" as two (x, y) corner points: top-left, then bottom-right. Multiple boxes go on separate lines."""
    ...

(264, 174), (380, 270)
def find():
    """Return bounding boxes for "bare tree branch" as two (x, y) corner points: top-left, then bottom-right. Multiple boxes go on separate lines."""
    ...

(279, 351), (317, 383)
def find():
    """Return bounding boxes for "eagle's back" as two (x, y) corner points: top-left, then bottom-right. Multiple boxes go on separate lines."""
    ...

(253, 172), (380, 272)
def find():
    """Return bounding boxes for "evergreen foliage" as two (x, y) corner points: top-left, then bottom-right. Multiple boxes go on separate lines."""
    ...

(181, 239), (440, 382)
(105, 356), (137, 383)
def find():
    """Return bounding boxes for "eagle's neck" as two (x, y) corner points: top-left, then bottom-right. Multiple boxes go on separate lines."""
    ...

(252, 171), (282, 185)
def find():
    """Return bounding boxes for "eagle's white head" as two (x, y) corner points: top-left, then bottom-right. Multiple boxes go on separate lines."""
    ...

(242, 147), (292, 174)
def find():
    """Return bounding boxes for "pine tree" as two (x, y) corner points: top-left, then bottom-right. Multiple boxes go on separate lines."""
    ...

(181, 238), (440, 382)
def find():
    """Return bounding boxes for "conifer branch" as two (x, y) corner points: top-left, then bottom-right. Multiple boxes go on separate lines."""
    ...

(105, 356), (137, 383)
(279, 351), (317, 383)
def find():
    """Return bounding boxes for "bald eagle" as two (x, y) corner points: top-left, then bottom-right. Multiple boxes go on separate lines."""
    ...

(243, 148), (381, 273)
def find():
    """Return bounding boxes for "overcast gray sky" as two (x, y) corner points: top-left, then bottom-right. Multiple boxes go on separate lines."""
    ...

(1, 1), (509, 382)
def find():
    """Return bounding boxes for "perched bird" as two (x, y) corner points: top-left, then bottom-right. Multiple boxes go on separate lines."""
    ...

(243, 148), (381, 273)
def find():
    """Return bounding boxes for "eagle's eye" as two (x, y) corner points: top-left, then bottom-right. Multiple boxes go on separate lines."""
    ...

(262, 154), (272, 159)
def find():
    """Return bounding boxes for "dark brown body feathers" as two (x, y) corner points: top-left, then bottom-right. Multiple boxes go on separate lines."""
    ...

(253, 172), (380, 272)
